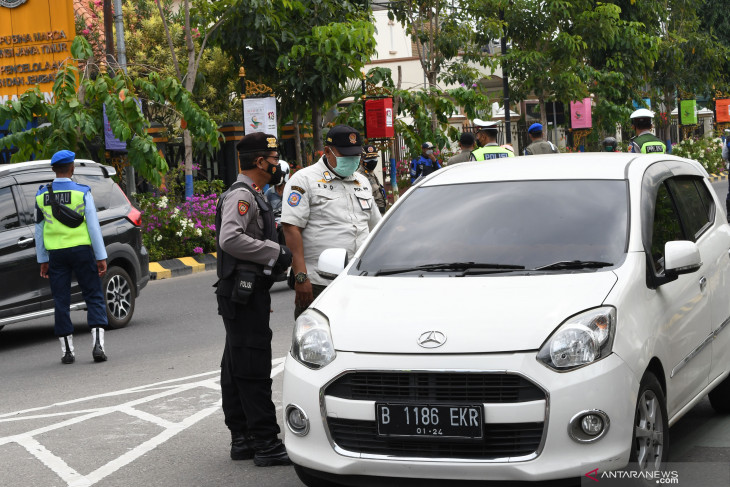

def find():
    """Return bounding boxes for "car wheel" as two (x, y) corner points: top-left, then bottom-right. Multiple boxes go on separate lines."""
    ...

(294, 465), (343, 487)
(629, 372), (669, 471)
(103, 266), (135, 329)
(708, 375), (730, 413)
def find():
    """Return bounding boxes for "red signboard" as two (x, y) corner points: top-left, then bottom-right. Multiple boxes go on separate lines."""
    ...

(365, 98), (394, 139)
(716, 99), (730, 123)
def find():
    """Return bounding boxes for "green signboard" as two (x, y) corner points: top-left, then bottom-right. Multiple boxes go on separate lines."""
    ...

(680, 99), (697, 125)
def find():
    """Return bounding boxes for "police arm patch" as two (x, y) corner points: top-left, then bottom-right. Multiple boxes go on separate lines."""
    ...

(288, 192), (302, 207)
(238, 200), (250, 215)
(291, 185), (306, 194)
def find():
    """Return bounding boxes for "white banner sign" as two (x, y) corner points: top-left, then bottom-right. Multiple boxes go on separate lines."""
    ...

(243, 97), (277, 136)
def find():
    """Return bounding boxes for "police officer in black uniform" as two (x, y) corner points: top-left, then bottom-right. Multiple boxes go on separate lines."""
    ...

(215, 132), (293, 466)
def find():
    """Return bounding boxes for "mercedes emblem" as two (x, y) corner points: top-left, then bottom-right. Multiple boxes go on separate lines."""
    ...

(417, 331), (446, 349)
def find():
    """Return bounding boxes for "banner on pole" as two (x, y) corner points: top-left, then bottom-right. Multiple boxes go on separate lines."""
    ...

(680, 100), (697, 125)
(716, 99), (730, 123)
(244, 97), (277, 136)
(570, 98), (592, 129)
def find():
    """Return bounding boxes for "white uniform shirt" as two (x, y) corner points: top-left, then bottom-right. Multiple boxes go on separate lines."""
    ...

(281, 157), (381, 285)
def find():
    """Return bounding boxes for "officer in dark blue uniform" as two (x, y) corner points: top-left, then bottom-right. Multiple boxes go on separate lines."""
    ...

(410, 141), (441, 182)
(34, 150), (109, 364)
(215, 132), (293, 466)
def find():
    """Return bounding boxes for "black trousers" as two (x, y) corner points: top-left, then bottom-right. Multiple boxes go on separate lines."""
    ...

(218, 286), (280, 440)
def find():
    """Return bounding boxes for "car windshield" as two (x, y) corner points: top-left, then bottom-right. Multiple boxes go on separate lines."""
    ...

(353, 180), (628, 276)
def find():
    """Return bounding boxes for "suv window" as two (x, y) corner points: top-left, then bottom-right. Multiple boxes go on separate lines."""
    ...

(667, 177), (713, 240)
(0, 187), (20, 231)
(74, 175), (113, 210)
(651, 182), (684, 273)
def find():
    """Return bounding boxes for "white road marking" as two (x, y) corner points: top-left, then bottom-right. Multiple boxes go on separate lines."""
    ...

(1, 357), (287, 486)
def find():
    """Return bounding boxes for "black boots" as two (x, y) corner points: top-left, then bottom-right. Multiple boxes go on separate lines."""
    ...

(91, 327), (107, 362)
(252, 438), (292, 467)
(59, 336), (75, 364)
(230, 432), (255, 460)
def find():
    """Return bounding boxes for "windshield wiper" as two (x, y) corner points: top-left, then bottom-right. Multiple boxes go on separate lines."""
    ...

(375, 262), (525, 276)
(534, 260), (613, 271)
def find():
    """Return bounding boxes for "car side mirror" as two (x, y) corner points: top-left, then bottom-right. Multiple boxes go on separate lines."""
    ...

(664, 241), (702, 277)
(317, 248), (349, 281)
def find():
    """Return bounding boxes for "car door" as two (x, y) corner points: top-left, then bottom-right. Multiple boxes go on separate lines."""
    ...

(673, 178), (730, 384)
(0, 180), (41, 320)
(648, 177), (711, 414)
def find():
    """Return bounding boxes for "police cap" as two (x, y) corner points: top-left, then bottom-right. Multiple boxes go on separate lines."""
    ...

(236, 132), (278, 154)
(528, 123), (543, 134)
(325, 124), (362, 156)
(362, 144), (378, 160)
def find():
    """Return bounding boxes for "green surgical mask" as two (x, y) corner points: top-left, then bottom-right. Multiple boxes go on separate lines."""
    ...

(328, 149), (360, 177)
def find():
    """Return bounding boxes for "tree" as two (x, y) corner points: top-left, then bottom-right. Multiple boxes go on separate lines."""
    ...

(387, 1), (496, 132)
(473, 0), (659, 134)
(212, 0), (376, 157)
(0, 37), (219, 187)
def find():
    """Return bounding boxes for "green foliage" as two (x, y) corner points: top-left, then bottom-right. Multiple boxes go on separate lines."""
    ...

(671, 137), (725, 175)
(0, 37), (219, 186)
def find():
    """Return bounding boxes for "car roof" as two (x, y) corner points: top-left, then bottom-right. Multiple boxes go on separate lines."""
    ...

(0, 159), (116, 177)
(422, 153), (707, 186)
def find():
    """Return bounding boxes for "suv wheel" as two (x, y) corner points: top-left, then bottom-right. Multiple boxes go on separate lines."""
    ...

(103, 266), (135, 329)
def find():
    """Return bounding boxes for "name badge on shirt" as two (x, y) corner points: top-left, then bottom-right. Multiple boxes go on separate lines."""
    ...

(357, 196), (372, 211)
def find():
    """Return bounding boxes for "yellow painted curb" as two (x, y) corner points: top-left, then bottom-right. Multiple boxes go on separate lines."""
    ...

(178, 256), (206, 273)
(149, 262), (171, 280)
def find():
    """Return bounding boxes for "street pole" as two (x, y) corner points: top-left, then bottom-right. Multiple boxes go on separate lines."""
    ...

(500, 11), (511, 145)
(103, 0), (114, 66)
(112, 0), (135, 197)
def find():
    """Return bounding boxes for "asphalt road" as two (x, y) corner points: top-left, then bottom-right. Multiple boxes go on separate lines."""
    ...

(0, 178), (728, 487)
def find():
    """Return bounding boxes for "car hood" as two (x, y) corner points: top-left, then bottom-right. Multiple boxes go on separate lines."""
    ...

(314, 272), (618, 354)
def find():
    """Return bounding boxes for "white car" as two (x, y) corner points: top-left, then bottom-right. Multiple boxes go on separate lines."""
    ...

(282, 153), (730, 485)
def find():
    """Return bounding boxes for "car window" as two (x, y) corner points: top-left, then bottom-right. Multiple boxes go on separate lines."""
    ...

(74, 175), (112, 210)
(354, 180), (629, 275)
(651, 182), (684, 273)
(18, 183), (48, 223)
(0, 186), (20, 231)
(667, 177), (713, 240)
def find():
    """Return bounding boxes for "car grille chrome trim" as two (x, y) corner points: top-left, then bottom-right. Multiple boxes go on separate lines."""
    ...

(319, 368), (550, 463)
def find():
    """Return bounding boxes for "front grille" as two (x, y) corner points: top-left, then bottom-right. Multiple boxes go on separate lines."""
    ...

(327, 418), (543, 459)
(325, 372), (545, 403)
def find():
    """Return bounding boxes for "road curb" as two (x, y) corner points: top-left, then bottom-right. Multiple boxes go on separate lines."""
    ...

(709, 172), (728, 182)
(149, 253), (217, 280)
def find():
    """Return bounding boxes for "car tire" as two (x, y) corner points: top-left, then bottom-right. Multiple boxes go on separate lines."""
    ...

(708, 375), (730, 413)
(629, 372), (669, 471)
(103, 266), (135, 329)
(293, 465), (342, 487)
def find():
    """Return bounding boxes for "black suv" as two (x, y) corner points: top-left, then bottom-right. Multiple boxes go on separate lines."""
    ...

(0, 160), (149, 331)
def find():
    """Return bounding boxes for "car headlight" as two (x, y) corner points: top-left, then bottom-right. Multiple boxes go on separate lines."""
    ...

(291, 309), (336, 369)
(537, 307), (616, 371)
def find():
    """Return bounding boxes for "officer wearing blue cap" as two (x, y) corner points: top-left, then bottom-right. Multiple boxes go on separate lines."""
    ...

(35, 150), (109, 364)
(524, 123), (558, 155)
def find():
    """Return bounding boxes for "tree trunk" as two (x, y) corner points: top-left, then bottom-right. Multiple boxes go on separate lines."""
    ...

(103, 0), (114, 67)
(390, 66), (402, 202)
(428, 72), (438, 134)
(312, 104), (323, 157)
(183, 0), (196, 198)
(293, 112), (302, 167)
(539, 96), (548, 141)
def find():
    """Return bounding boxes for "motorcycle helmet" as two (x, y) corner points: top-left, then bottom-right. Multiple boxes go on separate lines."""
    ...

(277, 160), (290, 186)
(601, 137), (618, 152)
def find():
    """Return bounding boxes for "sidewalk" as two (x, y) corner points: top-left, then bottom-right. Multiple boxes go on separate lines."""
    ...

(149, 253), (217, 280)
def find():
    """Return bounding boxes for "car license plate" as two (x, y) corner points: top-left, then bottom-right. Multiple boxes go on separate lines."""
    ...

(375, 403), (483, 439)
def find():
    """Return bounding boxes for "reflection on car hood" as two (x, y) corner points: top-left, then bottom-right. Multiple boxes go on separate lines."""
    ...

(315, 272), (618, 354)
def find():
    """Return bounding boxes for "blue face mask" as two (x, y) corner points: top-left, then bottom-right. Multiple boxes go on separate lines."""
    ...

(328, 149), (360, 177)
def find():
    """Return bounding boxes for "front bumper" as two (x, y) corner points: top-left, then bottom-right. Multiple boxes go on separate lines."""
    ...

(282, 351), (638, 482)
